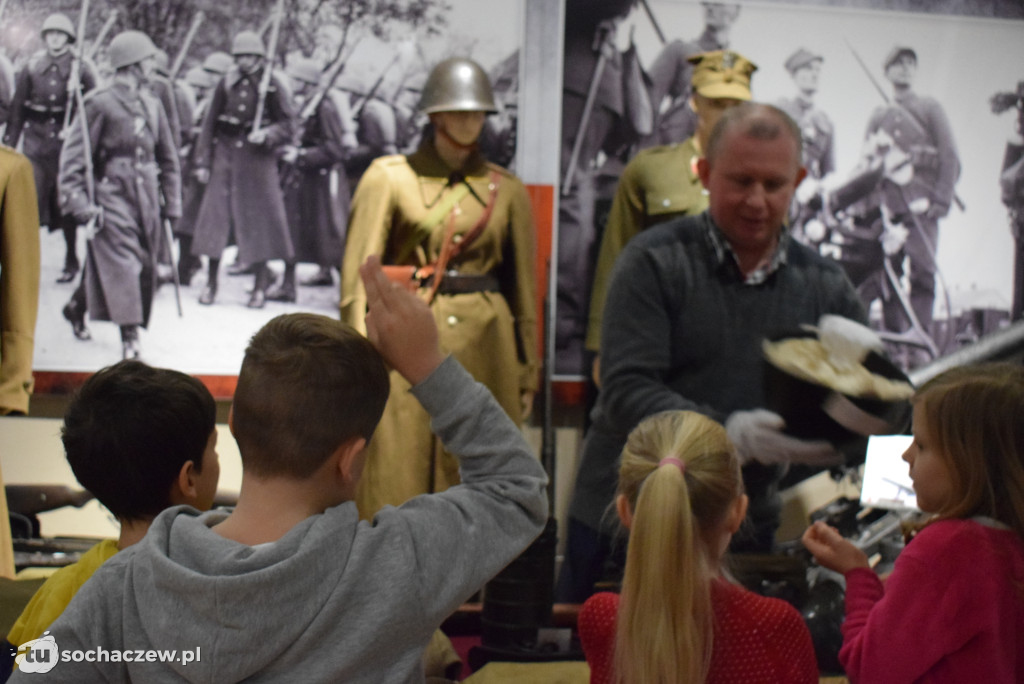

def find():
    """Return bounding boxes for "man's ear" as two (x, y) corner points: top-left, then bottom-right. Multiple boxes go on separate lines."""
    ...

(227, 404), (236, 438)
(697, 157), (711, 188)
(616, 494), (633, 530)
(794, 165), (808, 189)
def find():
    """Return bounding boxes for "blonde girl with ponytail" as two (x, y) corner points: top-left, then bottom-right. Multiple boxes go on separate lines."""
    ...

(578, 410), (818, 684)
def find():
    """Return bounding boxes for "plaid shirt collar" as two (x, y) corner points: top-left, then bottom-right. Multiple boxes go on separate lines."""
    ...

(703, 212), (789, 285)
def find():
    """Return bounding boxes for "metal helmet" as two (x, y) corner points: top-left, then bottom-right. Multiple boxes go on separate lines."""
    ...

(201, 51), (233, 76)
(185, 65), (214, 90)
(231, 31), (265, 57)
(107, 30), (157, 70)
(40, 13), (76, 43)
(154, 49), (170, 74)
(418, 57), (497, 115)
(287, 57), (322, 87)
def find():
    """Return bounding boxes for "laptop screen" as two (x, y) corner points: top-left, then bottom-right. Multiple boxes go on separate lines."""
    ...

(859, 434), (918, 511)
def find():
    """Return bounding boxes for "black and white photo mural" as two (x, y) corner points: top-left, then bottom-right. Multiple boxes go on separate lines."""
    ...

(553, 0), (1024, 378)
(1, 0), (529, 390)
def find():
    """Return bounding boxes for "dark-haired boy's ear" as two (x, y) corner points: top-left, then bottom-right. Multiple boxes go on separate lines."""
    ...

(171, 460), (200, 504)
(227, 405), (236, 437)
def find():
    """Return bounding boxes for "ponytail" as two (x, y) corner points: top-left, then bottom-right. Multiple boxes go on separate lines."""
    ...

(612, 411), (742, 684)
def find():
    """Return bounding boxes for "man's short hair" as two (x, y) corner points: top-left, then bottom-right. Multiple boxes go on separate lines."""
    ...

(232, 313), (389, 479)
(62, 360), (217, 522)
(704, 101), (803, 167)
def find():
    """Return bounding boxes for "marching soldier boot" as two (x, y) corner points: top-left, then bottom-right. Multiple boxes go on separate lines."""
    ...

(57, 225), (80, 282)
(120, 325), (141, 360)
(199, 258), (219, 305)
(301, 266), (334, 287)
(247, 262), (271, 308)
(61, 286), (91, 341)
(266, 262), (297, 302)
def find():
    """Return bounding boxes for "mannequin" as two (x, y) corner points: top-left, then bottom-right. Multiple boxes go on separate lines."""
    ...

(340, 57), (538, 517)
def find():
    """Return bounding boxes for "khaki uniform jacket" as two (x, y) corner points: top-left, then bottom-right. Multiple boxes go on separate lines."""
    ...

(341, 140), (538, 515)
(586, 136), (707, 352)
(0, 146), (40, 415)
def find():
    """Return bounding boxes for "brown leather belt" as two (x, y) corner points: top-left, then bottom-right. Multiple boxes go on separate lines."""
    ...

(431, 272), (500, 295)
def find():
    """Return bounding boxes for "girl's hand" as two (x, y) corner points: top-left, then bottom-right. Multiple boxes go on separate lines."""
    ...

(802, 520), (871, 574)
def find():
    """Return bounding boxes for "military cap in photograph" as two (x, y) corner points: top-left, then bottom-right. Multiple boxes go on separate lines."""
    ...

(883, 45), (917, 70)
(687, 49), (757, 100)
(785, 48), (823, 74)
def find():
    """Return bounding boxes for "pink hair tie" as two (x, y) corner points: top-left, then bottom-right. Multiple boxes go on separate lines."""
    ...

(659, 457), (686, 473)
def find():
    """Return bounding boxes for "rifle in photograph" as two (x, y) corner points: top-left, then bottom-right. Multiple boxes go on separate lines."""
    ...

(71, 71), (102, 239)
(168, 10), (205, 82)
(62, 0), (91, 135)
(252, 0), (285, 135)
(84, 10), (118, 62)
(352, 52), (400, 121)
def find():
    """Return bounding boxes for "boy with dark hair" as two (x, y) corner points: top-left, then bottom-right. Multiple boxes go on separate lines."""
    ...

(5, 360), (219, 672)
(11, 257), (548, 683)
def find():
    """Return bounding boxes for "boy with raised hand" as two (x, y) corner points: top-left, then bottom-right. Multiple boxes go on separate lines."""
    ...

(12, 256), (549, 683)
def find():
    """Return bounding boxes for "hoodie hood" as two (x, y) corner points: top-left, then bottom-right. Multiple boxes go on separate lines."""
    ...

(130, 504), (361, 682)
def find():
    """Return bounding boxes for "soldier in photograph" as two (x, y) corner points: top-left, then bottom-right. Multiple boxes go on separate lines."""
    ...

(776, 48), (836, 248)
(776, 48), (834, 181)
(993, 80), (1024, 320)
(3, 12), (97, 284)
(173, 51), (229, 285)
(585, 50), (756, 377)
(189, 30), (296, 309)
(862, 46), (960, 342)
(557, 0), (641, 375)
(640, 2), (742, 149)
(268, 57), (349, 302)
(341, 57), (538, 518)
(57, 30), (181, 360)
(339, 68), (398, 197)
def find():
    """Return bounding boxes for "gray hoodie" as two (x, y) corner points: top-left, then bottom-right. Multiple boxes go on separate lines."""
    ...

(13, 358), (548, 683)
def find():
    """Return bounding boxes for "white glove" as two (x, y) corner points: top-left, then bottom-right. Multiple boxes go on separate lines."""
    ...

(725, 409), (845, 467)
(817, 314), (884, 372)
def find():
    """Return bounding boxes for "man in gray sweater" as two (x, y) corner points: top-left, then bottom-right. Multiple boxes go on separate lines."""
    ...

(11, 256), (548, 683)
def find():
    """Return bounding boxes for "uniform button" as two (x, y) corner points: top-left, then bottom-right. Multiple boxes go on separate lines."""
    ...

(662, 198), (670, 207)
(236, 140), (243, 148)
(446, 315), (458, 326)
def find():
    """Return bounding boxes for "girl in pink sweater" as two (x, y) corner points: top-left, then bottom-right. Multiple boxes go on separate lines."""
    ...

(803, 362), (1024, 683)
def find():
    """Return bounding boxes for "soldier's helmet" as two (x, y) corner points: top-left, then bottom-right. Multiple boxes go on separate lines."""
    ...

(231, 31), (265, 58)
(202, 51), (233, 76)
(185, 65), (214, 90)
(154, 49), (170, 75)
(41, 13), (76, 43)
(287, 57), (322, 87)
(418, 57), (498, 115)
(107, 30), (158, 70)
